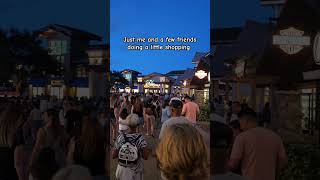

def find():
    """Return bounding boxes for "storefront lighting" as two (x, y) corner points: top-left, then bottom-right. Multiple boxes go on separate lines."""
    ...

(183, 80), (187, 86)
(195, 70), (207, 79)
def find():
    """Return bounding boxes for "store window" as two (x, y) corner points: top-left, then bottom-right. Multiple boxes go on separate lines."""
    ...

(301, 88), (316, 134)
(76, 67), (87, 78)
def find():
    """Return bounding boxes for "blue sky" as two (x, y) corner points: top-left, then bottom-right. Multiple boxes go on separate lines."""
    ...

(110, 0), (210, 75)
(0, 0), (272, 75)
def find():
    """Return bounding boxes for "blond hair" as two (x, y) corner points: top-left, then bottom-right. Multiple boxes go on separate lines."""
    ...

(156, 123), (209, 180)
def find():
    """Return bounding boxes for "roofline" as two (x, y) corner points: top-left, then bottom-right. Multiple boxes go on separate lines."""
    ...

(36, 24), (102, 41)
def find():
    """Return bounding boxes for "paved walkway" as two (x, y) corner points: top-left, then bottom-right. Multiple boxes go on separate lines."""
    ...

(110, 125), (162, 180)
(109, 120), (211, 179)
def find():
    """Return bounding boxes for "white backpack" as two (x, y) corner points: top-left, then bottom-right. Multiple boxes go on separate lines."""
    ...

(118, 134), (141, 167)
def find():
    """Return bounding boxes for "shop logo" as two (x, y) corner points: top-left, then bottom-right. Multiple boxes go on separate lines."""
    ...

(273, 27), (310, 55)
(314, 32), (320, 65)
(195, 70), (207, 79)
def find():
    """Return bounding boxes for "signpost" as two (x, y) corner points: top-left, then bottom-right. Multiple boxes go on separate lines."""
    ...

(273, 27), (311, 54)
(195, 70), (207, 79)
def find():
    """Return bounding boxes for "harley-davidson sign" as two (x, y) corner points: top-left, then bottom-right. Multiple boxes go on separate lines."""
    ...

(273, 27), (310, 55)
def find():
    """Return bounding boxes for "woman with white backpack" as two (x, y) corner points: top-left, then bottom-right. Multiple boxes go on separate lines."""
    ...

(112, 114), (150, 180)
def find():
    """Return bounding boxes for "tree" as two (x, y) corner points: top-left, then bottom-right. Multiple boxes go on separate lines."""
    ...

(0, 28), (58, 94)
(110, 70), (129, 88)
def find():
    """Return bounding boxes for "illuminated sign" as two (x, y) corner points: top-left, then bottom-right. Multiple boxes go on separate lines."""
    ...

(195, 70), (207, 79)
(314, 32), (320, 65)
(51, 80), (64, 87)
(137, 77), (143, 82)
(160, 77), (166, 82)
(273, 27), (310, 55)
(144, 79), (160, 88)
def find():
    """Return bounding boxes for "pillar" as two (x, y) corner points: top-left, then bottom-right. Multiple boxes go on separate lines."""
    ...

(251, 80), (257, 111)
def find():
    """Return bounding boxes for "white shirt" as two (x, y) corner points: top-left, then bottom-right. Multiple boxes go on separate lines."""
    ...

(118, 117), (129, 131)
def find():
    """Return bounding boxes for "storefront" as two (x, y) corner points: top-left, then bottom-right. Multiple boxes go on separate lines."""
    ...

(172, 68), (195, 96)
(138, 73), (173, 94)
(258, 0), (320, 134)
(190, 57), (210, 105)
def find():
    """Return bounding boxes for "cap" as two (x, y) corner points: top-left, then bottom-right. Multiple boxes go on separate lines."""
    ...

(125, 114), (140, 128)
(169, 97), (183, 109)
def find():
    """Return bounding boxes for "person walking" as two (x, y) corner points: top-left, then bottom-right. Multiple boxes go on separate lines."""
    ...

(112, 114), (150, 180)
(229, 108), (288, 180)
(181, 96), (200, 124)
(30, 109), (68, 168)
(160, 99), (171, 124)
(67, 117), (106, 180)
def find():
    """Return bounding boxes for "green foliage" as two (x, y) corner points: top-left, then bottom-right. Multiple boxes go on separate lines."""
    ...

(198, 102), (210, 122)
(279, 144), (320, 180)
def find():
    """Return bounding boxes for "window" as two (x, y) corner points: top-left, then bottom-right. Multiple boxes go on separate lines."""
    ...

(48, 40), (68, 55)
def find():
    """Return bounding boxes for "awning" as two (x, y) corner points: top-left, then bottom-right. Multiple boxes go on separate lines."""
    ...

(69, 78), (88, 88)
(27, 78), (48, 87)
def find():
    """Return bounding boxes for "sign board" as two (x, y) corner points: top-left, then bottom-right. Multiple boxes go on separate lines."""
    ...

(160, 77), (166, 83)
(51, 80), (64, 87)
(273, 27), (310, 55)
(314, 32), (320, 65)
(195, 70), (207, 79)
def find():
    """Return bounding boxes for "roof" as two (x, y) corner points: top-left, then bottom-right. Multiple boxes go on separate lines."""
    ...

(37, 24), (102, 41)
(231, 21), (273, 61)
(173, 68), (195, 86)
(210, 45), (236, 77)
(211, 28), (242, 45)
(88, 44), (110, 50)
(260, 0), (286, 5)
(165, 70), (186, 76)
(192, 52), (207, 64)
(121, 69), (141, 75)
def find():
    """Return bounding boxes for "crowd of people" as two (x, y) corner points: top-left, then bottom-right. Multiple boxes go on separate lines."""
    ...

(212, 100), (288, 180)
(110, 92), (210, 180)
(0, 93), (211, 180)
(0, 95), (108, 180)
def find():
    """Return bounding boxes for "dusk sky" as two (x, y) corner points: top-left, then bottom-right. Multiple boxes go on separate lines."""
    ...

(0, 0), (272, 75)
(0, 0), (108, 43)
(111, 0), (272, 75)
(110, 0), (210, 75)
